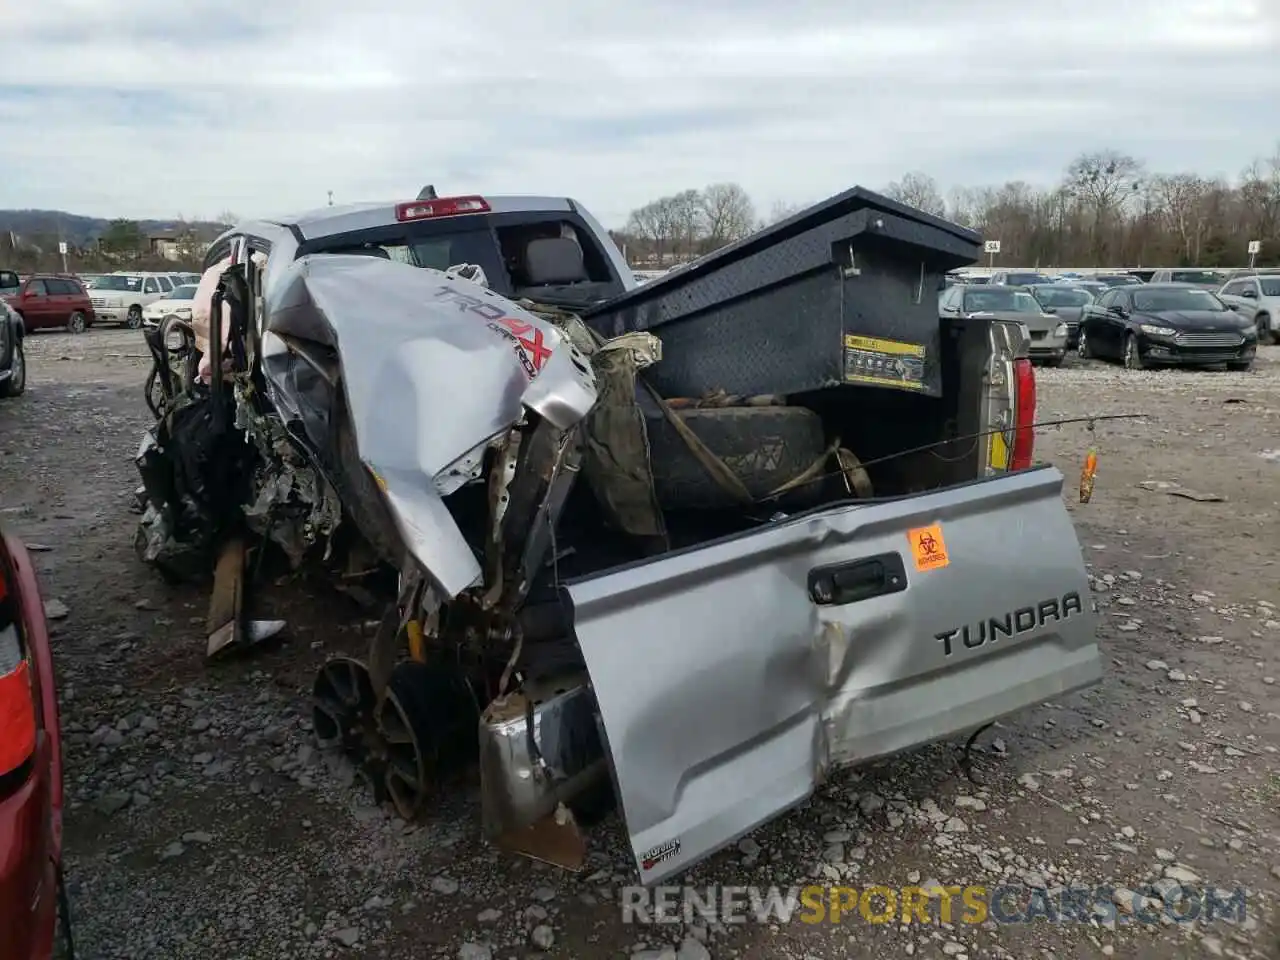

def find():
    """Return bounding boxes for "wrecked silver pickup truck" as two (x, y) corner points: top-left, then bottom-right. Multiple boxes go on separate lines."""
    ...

(132, 187), (1100, 884)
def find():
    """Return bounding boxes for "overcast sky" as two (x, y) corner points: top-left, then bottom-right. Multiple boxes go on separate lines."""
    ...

(1, 0), (1276, 226)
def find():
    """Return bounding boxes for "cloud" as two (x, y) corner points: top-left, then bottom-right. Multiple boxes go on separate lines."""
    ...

(0, 0), (1276, 226)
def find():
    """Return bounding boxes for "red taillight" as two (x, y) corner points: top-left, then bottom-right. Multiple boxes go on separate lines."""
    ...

(394, 195), (490, 222)
(1010, 357), (1036, 470)
(0, 566), (36, 778)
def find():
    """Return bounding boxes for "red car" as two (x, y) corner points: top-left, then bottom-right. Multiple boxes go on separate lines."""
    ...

(0, 528), (72, 957)
(0, 272), (95, 334)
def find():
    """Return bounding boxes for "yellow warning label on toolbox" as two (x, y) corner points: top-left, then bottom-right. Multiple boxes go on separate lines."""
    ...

(842, 335), (927, 389)
(843, 335), (927, 357)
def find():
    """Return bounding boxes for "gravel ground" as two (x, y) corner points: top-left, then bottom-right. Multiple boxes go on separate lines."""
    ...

(1, 327), (1278, 960)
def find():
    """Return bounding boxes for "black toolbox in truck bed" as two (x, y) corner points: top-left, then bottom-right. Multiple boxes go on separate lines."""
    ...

(584, 186), (982, 400)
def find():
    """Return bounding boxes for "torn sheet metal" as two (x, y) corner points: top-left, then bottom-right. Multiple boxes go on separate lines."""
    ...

(261, 256), (598, 597)
(477, 676), (607, 856)
(235, 382), (342, 566)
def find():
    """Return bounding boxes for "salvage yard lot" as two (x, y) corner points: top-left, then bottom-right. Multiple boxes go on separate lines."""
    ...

(2, 328), (1278, 960)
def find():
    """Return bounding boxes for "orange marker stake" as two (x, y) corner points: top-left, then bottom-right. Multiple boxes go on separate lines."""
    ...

(1079, 448), (1098, 503)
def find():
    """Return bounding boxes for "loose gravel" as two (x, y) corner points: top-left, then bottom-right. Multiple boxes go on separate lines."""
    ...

(1, 329), (1277, 959)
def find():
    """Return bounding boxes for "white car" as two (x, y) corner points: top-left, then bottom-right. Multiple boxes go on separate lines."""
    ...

(1218, 273), (1280, 343)
(88, 272), (184, 328)
(141, 284), (198, 329)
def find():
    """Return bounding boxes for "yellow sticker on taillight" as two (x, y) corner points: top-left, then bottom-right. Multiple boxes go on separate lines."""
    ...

(988, 430), (1009, 472)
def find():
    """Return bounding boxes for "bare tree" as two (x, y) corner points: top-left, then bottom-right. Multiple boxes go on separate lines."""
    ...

(1065, 150), (1145, 212)
(668, 189), (704, 260)
(616, 142), (1280, 270)
(1239, 145), (1280, 244)
(765, 200), (802, 226)
(1153, 174), (1210, 263)
(1064, 150), (1144, 260)
(700, 183), (756, 246)
(884, 172), (947, 217)
(947, 187), (981, 227)
(625, 201), (667, 264)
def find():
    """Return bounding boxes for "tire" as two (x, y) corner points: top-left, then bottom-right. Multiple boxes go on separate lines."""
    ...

(1041, 356), (1063, 368)
(0, 339), (25, 398)
(1256, 312), (1273, 344)
(126, 305), (143, 329)
(1077, 327), (1091, 360)
(646, 405), (827, 511)
(1124, 334), (1147, 371)
(67, 311), (87, 334)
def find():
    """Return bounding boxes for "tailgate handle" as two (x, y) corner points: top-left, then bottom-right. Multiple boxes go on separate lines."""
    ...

(808, 553), (907, 606)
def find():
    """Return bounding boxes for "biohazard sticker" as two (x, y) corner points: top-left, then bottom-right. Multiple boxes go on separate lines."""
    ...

(843, 334), (926, 389)
(908, 524), (949, 572)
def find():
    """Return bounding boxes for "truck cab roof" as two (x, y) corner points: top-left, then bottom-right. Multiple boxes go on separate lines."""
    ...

(210, 193), (635, 308)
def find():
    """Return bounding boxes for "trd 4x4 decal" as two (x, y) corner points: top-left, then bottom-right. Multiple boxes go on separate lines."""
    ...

(433, 286), (554, 375)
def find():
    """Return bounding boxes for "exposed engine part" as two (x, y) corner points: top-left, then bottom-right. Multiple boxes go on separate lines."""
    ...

(494, 418), (584, 608)
(234, 381), (342, 568)
(133, 389), (254, 580)
(143, 317), (198, 419)
(312, 656), (481, 819)
(478, 676), (608, 846)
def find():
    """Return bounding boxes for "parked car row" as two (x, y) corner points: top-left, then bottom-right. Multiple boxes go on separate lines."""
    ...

(941, 270), (1270, 372)
(0, 270), (202, 334)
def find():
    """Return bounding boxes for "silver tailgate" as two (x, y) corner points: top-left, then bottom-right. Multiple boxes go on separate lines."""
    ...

(565, 465), (1099, 883)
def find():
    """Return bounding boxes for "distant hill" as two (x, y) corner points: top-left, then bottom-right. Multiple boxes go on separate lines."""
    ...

(0, 209), (228, 247)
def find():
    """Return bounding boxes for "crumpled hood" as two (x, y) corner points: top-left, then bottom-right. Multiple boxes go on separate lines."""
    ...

(262, 254), (598, 595)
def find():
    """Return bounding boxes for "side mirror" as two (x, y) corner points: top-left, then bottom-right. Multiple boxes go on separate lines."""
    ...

(1242, 290), (1257, 299)
(1043, 306), (1057, 314)
(23, 288), (39, 298)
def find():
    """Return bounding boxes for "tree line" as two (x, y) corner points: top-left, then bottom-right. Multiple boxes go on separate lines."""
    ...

(1, 215), (234, 274)
(616, 145), (1280, 269)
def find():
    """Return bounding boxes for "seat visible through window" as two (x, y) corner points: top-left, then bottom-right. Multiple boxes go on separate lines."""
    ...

(522, 237), (588, 285)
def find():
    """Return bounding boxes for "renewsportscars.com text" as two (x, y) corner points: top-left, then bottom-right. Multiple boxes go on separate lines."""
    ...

(620, 883), (1247, 926)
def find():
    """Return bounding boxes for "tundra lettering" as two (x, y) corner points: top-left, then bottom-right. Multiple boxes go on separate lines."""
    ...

(935, 591), (1083, 657)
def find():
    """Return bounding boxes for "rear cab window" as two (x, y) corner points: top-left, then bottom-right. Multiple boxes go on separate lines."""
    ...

(296, 211), (627, 306)
(0, 271), (19, 292)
